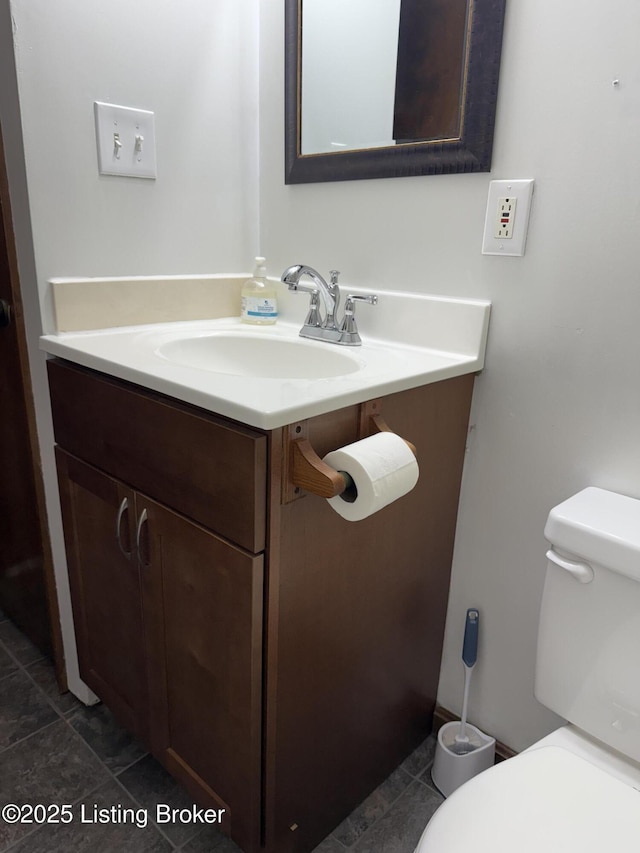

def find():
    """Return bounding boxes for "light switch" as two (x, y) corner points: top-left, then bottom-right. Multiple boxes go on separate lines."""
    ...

(94, 101), (157, 179)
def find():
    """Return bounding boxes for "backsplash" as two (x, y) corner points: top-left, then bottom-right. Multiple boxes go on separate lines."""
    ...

(49, 275), (490, 363)
(50, 275), (245, 332)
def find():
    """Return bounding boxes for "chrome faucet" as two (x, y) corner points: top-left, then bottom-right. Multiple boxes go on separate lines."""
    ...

(281, 265), (341, 335)
(281, 264), (377, 346)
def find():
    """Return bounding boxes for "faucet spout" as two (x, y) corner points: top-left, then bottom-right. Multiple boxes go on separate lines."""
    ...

(281, 265), (339, 328)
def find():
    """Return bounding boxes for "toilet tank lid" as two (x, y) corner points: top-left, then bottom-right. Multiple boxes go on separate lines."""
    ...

(544, 487), (640, 581)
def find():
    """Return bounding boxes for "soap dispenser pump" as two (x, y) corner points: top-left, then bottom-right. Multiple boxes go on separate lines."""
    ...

(241, 257), (278, 325)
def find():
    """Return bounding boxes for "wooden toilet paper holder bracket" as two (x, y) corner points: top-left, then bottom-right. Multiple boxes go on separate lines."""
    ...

(284, 400), (417, 503)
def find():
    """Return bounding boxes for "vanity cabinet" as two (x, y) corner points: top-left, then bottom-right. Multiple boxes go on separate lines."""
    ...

(48, 357), (475, 853)
(50, 359), (265, 852)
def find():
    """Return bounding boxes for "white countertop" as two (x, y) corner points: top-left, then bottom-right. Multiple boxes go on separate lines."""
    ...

(40, 283), (490, 430)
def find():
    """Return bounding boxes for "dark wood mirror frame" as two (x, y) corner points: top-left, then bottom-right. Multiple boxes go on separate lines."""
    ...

(285, 0), (507, 184)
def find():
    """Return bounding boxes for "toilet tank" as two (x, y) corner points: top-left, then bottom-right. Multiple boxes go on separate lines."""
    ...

(536, 487), (640, 764)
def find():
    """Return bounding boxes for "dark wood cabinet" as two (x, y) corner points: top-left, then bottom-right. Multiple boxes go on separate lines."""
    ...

(56, 451), (146, 741)
(55, 448), (264, 852)
(141, 494), (263, 852)
(48, 358), (475, 853)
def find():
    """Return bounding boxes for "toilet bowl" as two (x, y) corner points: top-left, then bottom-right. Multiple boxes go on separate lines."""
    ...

(416, 487), (640, 852)
(416, 726), (640, 852)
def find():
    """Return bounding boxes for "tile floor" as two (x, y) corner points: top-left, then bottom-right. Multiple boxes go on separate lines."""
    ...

(0, 608), (444, 852)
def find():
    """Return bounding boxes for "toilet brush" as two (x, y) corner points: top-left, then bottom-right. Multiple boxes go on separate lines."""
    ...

(451, 608), (479, 755)
(431, 607), (496, 796)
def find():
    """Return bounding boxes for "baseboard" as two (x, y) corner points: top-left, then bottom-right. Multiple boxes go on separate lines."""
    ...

(433, 704), (517, 763)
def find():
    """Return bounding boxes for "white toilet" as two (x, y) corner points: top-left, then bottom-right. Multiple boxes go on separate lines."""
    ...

(416, 486), (640, 852)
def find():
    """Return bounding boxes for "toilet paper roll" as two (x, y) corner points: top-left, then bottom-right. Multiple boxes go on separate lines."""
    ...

(322, 431), (419, 522)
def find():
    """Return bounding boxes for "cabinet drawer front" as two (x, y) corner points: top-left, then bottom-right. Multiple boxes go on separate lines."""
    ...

(48, 360), (266, 553)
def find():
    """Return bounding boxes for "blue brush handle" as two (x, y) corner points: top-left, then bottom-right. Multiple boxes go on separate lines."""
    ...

(462, 608), (480, 668)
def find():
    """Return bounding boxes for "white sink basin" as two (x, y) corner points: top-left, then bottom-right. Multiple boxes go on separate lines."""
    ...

(156, 332), (361, 379)
(40, 305), (490, 429)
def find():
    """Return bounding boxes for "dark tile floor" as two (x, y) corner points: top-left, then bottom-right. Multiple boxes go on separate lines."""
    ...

(0, 608), (443, 852)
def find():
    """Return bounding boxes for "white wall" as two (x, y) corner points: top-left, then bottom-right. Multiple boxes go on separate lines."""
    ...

(10, 0), (259, 334)
(1, 0), (259, 698)
(259, 0), (640, 751)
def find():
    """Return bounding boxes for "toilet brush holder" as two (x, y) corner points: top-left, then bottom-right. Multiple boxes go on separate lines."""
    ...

(432, 721), (496, 798)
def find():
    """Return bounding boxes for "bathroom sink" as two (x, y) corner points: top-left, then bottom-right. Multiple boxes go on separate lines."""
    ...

(40, 297), (490, 429)
(155, 331), (362, 379)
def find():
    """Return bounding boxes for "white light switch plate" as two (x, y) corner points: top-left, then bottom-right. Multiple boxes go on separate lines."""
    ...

(94, 101), (157, 179)
(482, 179), (534, 256)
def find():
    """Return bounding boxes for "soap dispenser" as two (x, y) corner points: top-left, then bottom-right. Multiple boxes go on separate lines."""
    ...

(241, 257), (278, 325)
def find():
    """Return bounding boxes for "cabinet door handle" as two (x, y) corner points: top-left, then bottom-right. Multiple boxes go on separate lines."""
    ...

(136, 508), (150, 567)
(115, 497), (132, 559)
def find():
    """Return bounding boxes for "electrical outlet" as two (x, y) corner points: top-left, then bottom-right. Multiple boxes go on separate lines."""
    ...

(482, 179), (534, 256)
(495, 197), (516, 239)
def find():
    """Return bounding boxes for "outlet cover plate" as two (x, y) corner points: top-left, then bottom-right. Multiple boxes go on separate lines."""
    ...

(94, 101), (157, 179)
(482, 179), (534, 256)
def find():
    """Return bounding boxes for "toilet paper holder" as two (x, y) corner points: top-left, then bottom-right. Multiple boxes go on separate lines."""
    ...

(284, 400), (417, 502)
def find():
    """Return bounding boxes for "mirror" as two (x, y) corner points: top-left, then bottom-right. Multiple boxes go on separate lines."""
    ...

(285, 0), (506, 184)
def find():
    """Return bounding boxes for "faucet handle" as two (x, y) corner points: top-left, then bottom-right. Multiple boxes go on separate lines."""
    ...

(339, 293), (378, 345)
(345, 293), (377, 307)
(329, 270), (340, 285)
(303, 290), (322, 328)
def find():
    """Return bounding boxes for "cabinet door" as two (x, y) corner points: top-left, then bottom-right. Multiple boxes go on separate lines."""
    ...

(139, 495), (263, 853)
(55, 449), (147, 741)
